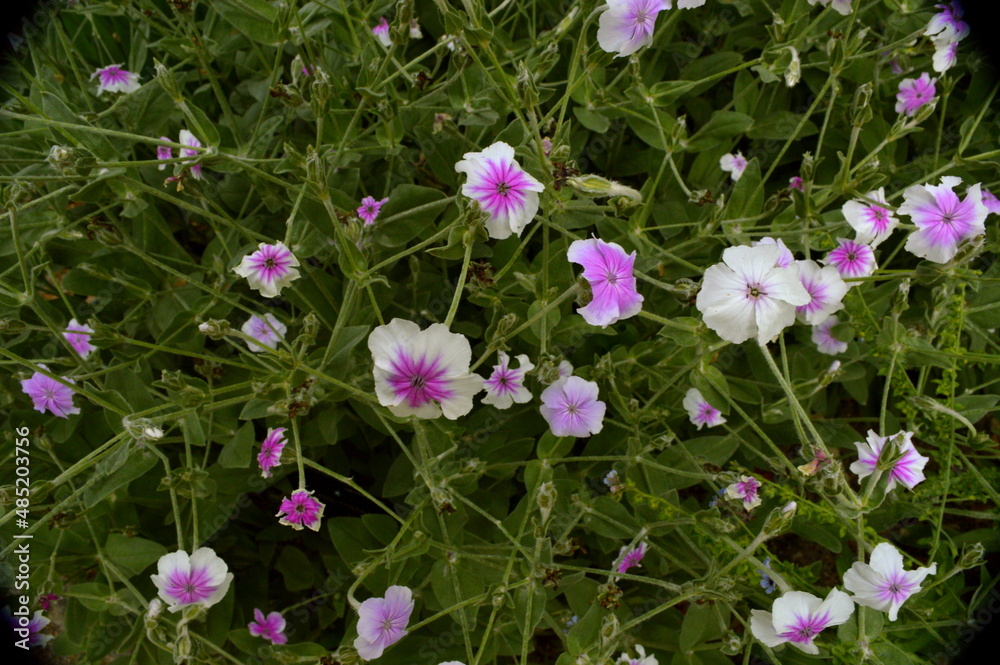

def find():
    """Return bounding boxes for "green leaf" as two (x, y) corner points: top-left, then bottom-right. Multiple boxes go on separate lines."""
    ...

(218, 422), (255, 468)
(214, 0), (282, 44)
(83, 449), (158, 508)
(276, 546), (316, 592)
(685, 112), (754, 151)
(376, 185), (451, 247)
(105, 534), (167, 577)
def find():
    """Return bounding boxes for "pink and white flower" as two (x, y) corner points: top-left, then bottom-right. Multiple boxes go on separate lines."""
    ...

(21, 367), (79, 418)
(753, 237), (794, 268)
(925, 2), (969, 43)
(354, 585), (414, 660)
(249, 608), (288, 644)
(150, 547), (234, 613)
(842, 188), (898, 247)
(178, 129), (204, 180)
(276, 489), (325, 531)
(557, 359), (574, 379)
(241, 313), (287, 352)
(368, 319), (483, 420)
(806, 0), (853, 16)
(794, 259), (848, 325)
(91, 64), (141, 95)
(843, 542), (937, 622)
(812, 315), (849, 355)
(898, 176), (987, 264)
(372, 17), (392, 46)
(156, 137), (172, 170)
(567, 238), (644, 327)
(695, 244), (810, 345)
(2, 608), (53, 648)
(257, 427), (287, 478)
(981, 188), (1000, 215)
(616, 645), (658, 665)
(455, 142), (544, 240)
(64, 318), (96, 358)
(596, 1), (668, 58)
(539, 376), (606, 438)
(233, 242), (301, 298)
(483, 352), (534, 409)
(789, 176), (804, 191)
(823, 238), (877, 281)
(849, 430), (929, 491)
(358, 196), (388, 225)
(895, 73), (937, 117)
(726, 475), (762, 510)
(932, 40), (959, 73)
(683, 388), (726, 429)
(615, 542), (648, 574)
(750, 588), (854, 655)
(719, 152), (748, 181)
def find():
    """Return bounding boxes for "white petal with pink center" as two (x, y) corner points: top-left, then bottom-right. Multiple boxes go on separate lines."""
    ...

(842, 188), (898, 247)
(455, 142), (544, 240)
(683, 388), (726, 429)
(750, 588), (854, 655)
(150, 547), (234, 613)
(483, 352), (534, 409)
(794, 259), (848, 325)
(844, 542), (937, 621)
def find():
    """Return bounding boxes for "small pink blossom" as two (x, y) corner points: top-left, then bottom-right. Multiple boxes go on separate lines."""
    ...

(91, 64), (141, 95)
(63, 318), (96, 358)
(355, 585), (414, 660)
(719, 152), (747, 181)
(150, 547), (233, 613)
(249, 608), (288, 645)
(981, 188), (1000, 215)
(156, 137), (172, 170)
(21, 367), (79, 418)
(895, 73), (937, 116)
(849, 430), (929, 492)
(616, 542), (648, 574)
(539, 376), (606, 438)
(725, 475), (762, 510)
(898, 176), (987, 264)
(932, 40), (959, 73)
(597, 0), (669, 58)
(823, 238), (876, 281)
(178, 129), (204, 180)
(373, 17), (392, 46)
(276, 489), (325, 531)
(925, 3), (969, 43)
(241, 313), (287, 352)
(843, 543), (937, 622)
(567, 238), (644, 327)
(794, 259), (848, 325)
(483, 352), (534, 409)
(789, 176), (804, 191)
(358, 196), (389, 225)
(842, 188), (898, 247)
(812, 315), (849, 355)
(683, 388), (726, 429)
(455, 142), (544, 240)
(233, 241), (301, 298)
(257, 427), (287, 478)
(2, 608), (52, 648)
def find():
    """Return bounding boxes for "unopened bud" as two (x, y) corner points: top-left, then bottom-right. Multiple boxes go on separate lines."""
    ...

(763, 501), (797, 536)
(153, 60), (182, 102)
(47, 145), (76, 173)
(851, 83), (874, 127)
(566, 175), (642, 203)
(784, 47), (801, 87)
(197, 319), (231, 340)
(957, 542), (985, 570)
(537, 481), (557, 524)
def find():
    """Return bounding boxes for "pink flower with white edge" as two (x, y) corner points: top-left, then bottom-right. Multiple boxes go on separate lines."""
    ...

(483, 352), (534, 409)
(719, 152), (747, 181)
(753, 237), (794, 268)
(156, 137), (172, 170)
(150, 547), (234, 613)
(616, 542), (648, 574)
(898, 176), (987, 264)
(368, 319), (483, 420)
(981, 188), (1000, 215)
(178, 129), (204, 180)
(21, 367), (79, 418)
(257, 427), (287, 478)
(568, 238), (644, 327)
(843, 542), (936, 622)
(683, 388), (726, 429)
(925, 2), (969, 43)
(241, 313), (287, 352)
(455, 142), (544, 240)
(750, 588), (854, 655)
(696, 244), (810, 345)
(64, 318), (96, 358)
(358, 196), (388, 225)
(1, 608), (52, 648)
(616, 645), (658, 665)
(91, 64), (141, 95)
(895, 73), (937, 117)
(354, 585), (414, 661)
(249, 608), (288, 644)
(372, 17), (391, 46)
(823, 238), (876, 281)
(812, 315), (848, 355)
(539, 376), (606, 438)
(789, 176), (804, 191)
(277, 489), (325, 531)
(843, 187), (898, 247)
(596, 0), (668, 58)
(849, 430), (929, 491)
(794, 259), (848, 325)
(806, 0), (853, 16)
(233, 242), (301, 298)
(725, 475), (762, 510)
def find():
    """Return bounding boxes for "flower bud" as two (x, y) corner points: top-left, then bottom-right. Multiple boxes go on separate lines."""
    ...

(537, 481), (557, 524)
(566, 175), (642, 203)
(145, 599), (164, 627)
(851, 83), (874, 127)
(197, 319), (231, 340)
(762, 501), (797, 537)
(957, 542), (986, 570)
(784, 47), (801, 87)
(154, 59), (182, 102)
(47, 145), (76, 173)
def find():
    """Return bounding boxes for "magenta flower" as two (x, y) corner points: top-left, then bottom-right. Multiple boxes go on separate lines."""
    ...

(567, 238), (644, 327)
(483, 352), (534, 409)
(63, 318), (96, 358)
(241, 313), (287, 352)
(616, 542), (648, 574)
(38, 594), (60, 611)
(276, 489), (325, 531)
(596, 0), (668, 57)
(257, 427), (287, 478)
(178, 129), (204, 180)
(357, 196), (389, 225)
(823, 238), (876, 281)
(812, 315), (848, 355)
(354, 585), (415, 660)
(150, 547), (234, 613)
(455, 141), (544, 240)
(368, 319), (483, 420)
(895, 73), (937, 116)
(539, 376), (606, 438)
(842, 188), (898, 247)
(725, 475), (762, 510)
(373, 17), (391, 46)
(899, 176), (988, 264)
(753, 237), (794, 268)
(788, 176), (804, 191)
(21, 368), (79, 418)
(91, 64), (141, 95)
(156, 137), (172, 170)
(249, 608), (288, 645)
(849, 430), (929, 492)
(981, 188), (1000, 215)
(843, 543), (937, 622)
(2, 608), (53, 648)
(719, 152), (748, 181)
(794, 259), (848, 325)
(750, 589), (854, 655)
(683, 388), (726, 429)
(233, 241), (301, 298)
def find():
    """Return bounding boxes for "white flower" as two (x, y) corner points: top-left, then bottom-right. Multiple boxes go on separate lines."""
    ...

(241, 313), (287, 352)
(683, 388), (726, 429)
(695, 245), (810, 345)
(455, 142), (544, 240)
(843, 542), (937, 621)
(794, 259), (848, 325)
(482, 352), (534, 409)
(616, 644), (658, 665)
(842, 188), (898, 248)
(150, 547), (233, 613)
(719, 152), (748, 181)
(806, 0), (853, 16)
(849, 430), (929, 492)
(143, 426), (164, 440)
(752, 237), (794, 268)
(232, 242), (301, 298)
(750, 588), (854, 655)
(812, 315), (849, 355)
